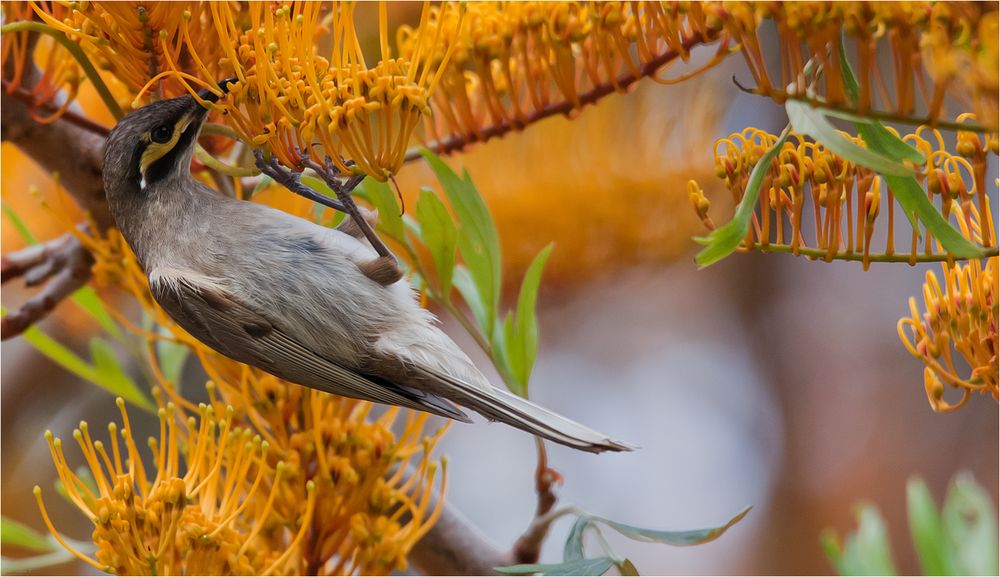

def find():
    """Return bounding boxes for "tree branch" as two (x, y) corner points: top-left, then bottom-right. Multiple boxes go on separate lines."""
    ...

(2, 29), (105, 337)
(1, 231), (93, 339)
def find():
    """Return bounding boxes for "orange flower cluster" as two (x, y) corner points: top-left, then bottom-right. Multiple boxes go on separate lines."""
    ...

(716, 1), (1000, 130)
(397, 1), (728, 153)
(13, 1), (226, 109)
(898, 209), (996, 412)
(197, 2), (460, 180)
(897, 127), (997, 412)
(692, 121), (997, 267)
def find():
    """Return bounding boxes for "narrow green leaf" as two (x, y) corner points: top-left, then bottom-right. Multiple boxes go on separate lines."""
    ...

(251, 175), (274, 195)
(89, 339), (154, 410)
(489, 313), (517, 390)
(840, 505), (897, 576)
(884, 176), (988, 258)
(786, 100), (914, 177)
(358, 178), (405, 243)
(564, 517), (591, 562)
(453, 266), (487, 332)
(815, 107), (925, 164)
(595, 506), (751, 546)
(942, 473), (998, 575)
(156, 337), (190, 387)
(70, 287), (122, 340)
(820, 529), (847, 574)
(906, 477), (954, 575)
(511, 244), (553, 391)
(617, 559), (640, 576)
(421, 150), (502, 335)
(694, 127), (791, 267)
(415, 188), (458, 296)
(496, 557), (615, 576)
(0, 550), (77, 575)
(18, 321), (102, 386)
(1, 517), (53, 553)
(2, 201), (39, 245)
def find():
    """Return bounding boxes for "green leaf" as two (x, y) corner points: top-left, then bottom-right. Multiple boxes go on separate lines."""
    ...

(453, 266), (488, 332)
(0, 550), (77, 575)
(942, 473), (998, 575)
(617, 559), (640, 576)
(70, 287), (121, 340)
(491, 312), (517, 389)
(816, 107), (925, 164)
(595, 506), (751, 546)
(694, 127), (791, 267)
(510, 244), (553, 391)
(564, 517), (591, 562)
(786, 100), (914, 177)
(496, 557), (615, 576)
(89, 338), (154, 411)
(906, 477), (954, 575)
(422, 150), (502, 335)
(884, 175), (989, 258)
(2, 200), (38, 245)
(415, 188), (458, 296)
(156, 336), (190, 387)
(821, 529), (847, 574)
(839, 505), (897, 576)
(358, 178), (406, 243)
(251, 175), (274, 195)
(1, 517), (52, 553)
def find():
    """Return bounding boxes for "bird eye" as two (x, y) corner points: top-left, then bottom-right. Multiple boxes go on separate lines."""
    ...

(151, 124), (173, 144)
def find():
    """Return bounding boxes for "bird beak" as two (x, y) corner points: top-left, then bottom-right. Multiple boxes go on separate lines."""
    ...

(197, 77), (239, 104)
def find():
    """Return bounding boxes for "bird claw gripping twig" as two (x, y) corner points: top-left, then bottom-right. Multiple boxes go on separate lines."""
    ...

(253, 149), (403, 286)
(1, 230), (94, 340)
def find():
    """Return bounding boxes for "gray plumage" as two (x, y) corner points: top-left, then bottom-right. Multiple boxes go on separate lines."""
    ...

(102, 91), (633, 453)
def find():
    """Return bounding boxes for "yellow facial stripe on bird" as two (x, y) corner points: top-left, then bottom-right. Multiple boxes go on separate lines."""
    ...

(139, 116), (192, 174)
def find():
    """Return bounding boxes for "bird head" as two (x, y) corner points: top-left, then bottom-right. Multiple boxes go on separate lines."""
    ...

(102, 78), (237, 208)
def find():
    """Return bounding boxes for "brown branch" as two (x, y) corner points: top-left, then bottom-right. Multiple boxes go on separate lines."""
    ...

(1, 231), (94, 339)
(406, 30), (716, 162)
(2, 31), (107, 338)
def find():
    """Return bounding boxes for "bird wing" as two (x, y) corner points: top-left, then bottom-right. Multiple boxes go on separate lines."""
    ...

(149, 271), (470, 422)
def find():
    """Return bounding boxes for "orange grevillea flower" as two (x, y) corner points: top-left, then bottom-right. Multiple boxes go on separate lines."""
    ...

(696, 120), (997, 267)
(898, 205), (997, 412)
(23, 1), (226, 105)
(184, 1), (463, 181)
(397, 1), (727, 152)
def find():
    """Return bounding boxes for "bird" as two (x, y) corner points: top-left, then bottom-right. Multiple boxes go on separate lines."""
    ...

(101, 81), (633, 453)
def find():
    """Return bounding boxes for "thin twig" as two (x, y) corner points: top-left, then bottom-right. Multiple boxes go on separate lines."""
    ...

(1, 231), (94, 339)
(745, 242), (998, 263)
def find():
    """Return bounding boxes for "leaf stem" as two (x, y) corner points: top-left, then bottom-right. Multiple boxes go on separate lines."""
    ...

(746, 243), (998, 263)
(2, 21), (124, 120)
